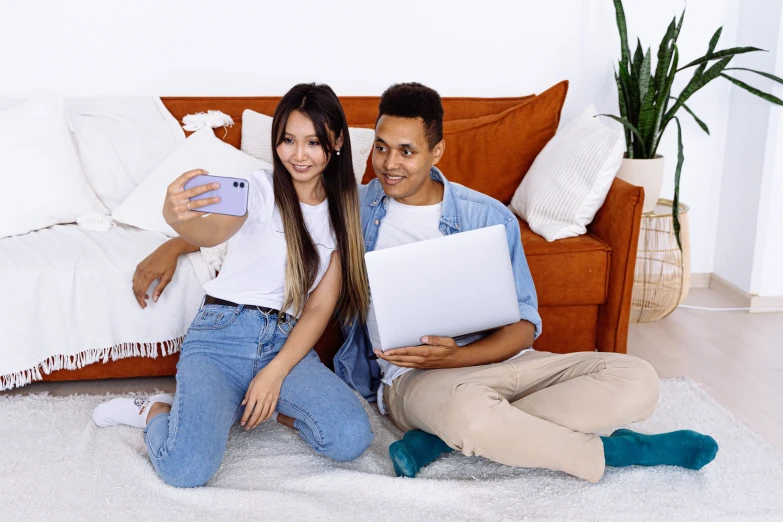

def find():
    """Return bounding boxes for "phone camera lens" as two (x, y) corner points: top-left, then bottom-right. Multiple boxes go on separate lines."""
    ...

(233, 181), (238, 187)
(239, 182), (245, 188)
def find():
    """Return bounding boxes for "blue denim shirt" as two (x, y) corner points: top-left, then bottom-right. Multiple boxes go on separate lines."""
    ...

(333, 167), (543, 401)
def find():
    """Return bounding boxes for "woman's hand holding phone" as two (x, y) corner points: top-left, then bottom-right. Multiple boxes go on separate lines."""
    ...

(162, 169), (221, 228)
(163, 169), (248, 248)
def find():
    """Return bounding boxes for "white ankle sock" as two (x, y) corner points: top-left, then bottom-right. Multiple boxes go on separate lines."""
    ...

(92, 393), (173, 429)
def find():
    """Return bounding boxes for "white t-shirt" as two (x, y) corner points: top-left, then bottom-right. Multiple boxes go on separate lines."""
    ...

(367, 197), (534, 414)
(202, 170), (337, 316)
(366, 198), (444, 401)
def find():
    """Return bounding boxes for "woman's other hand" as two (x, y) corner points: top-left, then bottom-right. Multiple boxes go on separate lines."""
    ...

(132, 238), (200, 308)
(240, 364), (287, 430)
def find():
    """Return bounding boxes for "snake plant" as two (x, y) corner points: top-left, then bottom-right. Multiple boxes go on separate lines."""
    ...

(607, 0), (783, 248)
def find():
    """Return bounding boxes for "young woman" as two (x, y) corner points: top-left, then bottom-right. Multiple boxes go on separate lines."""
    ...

(93, 84), (373, 488)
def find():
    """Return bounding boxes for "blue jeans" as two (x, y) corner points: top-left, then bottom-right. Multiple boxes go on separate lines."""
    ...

(144, 303), (373, 488)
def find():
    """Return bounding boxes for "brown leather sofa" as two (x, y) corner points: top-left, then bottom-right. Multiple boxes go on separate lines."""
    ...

(41, 89), (643, 382)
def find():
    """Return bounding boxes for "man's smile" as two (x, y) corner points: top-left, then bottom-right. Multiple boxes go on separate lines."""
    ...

(383, 173), (405, 185)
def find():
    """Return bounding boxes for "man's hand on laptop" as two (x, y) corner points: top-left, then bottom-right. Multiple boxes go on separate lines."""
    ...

(374, 336), (460, 369)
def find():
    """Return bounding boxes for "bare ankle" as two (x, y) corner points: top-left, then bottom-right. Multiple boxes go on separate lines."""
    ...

(276, 413), (296, 430)
(147, 402), (172, 424)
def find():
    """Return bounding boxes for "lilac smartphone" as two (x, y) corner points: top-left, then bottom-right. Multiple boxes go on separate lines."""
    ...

(184, 174), (249, 217)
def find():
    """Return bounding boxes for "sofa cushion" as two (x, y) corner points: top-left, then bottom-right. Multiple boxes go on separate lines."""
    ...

(535, 305), (599, 353)
(0, 97), (107, 239)
(423, 82), (568, 204)
(519, 218), (610, 307)
(112, 128), (272, 236)
(66, 97), (186, 211)
(510, 105), (624, 241)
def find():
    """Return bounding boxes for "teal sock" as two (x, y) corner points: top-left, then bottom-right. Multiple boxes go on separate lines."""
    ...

(601, 429), (719, 470)
(389, 430), (454, 478)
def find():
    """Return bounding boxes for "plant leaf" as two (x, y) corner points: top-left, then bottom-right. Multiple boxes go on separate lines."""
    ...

(618, 66), (638, 152)
(670, 97), (710, 134)
(633, 38), (644, 77)
(651, 45), (679, 154)
(614, 71), (633, 156)
(599, 114), (648, 157)
(652, 18), (677, 99)
(724, 67), (783, 85)
(720, 74), (783, 105)
(613, 0), (631, 73)
(678, 46), (765, 71)
(637, 85), (657, 153)
(674, 5), (685, 43)
(626, 65), (641, 127)
(643, 19), (677, 155)
(639, 49), (652, 102)
(664, 56), (733, 124)
(672, 117), (685, 250)
(695, 27), (723, 78)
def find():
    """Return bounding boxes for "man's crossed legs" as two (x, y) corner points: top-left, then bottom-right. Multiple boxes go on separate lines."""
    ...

(385, 351), (717, 482)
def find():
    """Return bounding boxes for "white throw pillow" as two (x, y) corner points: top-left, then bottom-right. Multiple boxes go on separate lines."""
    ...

(509, 106), (624, 241)
(240, 109), (374, 183)
(66, 98), (186, 210)
(0, 97), (106, 239)
(112, 127), (273, 237)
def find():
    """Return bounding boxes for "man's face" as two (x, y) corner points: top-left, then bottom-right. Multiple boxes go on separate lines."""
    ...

(372, 115), (445, 204)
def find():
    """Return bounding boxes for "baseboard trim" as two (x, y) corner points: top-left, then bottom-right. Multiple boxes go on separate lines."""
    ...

(709, 274), (751, 307)
(750, 295), (783, 313)
(690, 273), (712, 288)
(706, 273), (783, 313)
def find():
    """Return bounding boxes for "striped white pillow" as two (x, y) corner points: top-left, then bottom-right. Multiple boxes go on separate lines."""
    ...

(510, 106), (624, 241)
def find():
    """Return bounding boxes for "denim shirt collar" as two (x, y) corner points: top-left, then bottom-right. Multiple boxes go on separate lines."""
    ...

(367, 166), (462, 234)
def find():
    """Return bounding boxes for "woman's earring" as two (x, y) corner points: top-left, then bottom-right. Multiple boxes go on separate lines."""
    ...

(336, 149), (341, 156)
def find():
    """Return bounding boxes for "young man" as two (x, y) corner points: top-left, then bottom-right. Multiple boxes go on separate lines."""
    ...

(134, 84), (718, 483)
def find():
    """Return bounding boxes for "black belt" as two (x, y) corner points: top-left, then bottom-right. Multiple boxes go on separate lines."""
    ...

(203, 295), (280, 316)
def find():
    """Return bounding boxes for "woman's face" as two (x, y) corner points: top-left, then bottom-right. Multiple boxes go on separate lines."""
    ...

(276, 109), (340, 185)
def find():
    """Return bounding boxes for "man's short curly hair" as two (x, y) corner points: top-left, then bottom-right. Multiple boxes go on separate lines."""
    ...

(377, 83), (444, 150)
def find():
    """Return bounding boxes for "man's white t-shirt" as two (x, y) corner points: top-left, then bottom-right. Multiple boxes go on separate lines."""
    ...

(366, 197), (534, 414)
(202, 170), (337, 317)
(366, 197), (445, 404)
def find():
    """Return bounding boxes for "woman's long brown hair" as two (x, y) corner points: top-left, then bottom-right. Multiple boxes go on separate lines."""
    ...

(271, 83), (369, 323)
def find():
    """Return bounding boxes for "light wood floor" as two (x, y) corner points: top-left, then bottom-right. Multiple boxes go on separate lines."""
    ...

(628, 287), (783, 453)
(4, 288), (782, 452)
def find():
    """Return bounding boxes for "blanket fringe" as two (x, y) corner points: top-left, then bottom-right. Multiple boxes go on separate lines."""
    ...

(0, 338), (183, 392)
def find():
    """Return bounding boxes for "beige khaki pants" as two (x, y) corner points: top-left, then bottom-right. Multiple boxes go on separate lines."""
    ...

(384, 351), (660, 483)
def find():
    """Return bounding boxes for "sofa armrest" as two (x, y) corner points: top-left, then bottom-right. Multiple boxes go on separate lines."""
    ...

(587, 178), (644, 353)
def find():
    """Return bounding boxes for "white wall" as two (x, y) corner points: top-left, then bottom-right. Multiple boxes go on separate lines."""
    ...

(755, 2), (783, 297)
(757, 109), (783, 296)
(1, 0), (586, 98)
(3, 0), (775, 281)
(715, 0), (783, 294)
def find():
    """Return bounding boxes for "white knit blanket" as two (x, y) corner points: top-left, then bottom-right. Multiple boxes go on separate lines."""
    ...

(0, 223), (208, 390)
(1, 379), (782, 521)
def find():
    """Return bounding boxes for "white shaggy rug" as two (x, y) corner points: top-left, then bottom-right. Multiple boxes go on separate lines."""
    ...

(1, 378), (782, 521)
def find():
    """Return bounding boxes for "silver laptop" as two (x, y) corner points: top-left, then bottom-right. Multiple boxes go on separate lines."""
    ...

(365, 224), (520, 350)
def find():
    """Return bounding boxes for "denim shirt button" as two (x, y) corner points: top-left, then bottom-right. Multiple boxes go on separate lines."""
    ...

(455, 224), (461, 229)
(374, 220), (380, 225)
